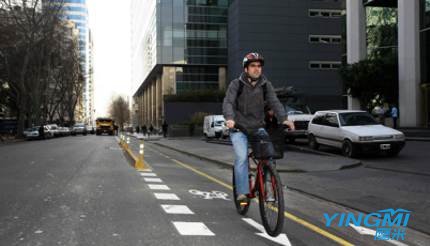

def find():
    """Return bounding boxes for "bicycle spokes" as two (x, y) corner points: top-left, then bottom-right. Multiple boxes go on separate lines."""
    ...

(258, 164), (285, 236)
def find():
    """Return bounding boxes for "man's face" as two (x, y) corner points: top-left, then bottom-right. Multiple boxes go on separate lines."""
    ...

(245, 61), (262, 80)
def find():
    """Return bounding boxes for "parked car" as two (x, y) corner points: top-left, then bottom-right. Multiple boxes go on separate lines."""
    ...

(58, 127), (71, 136)
(203, 115), (229, 139)
(24, 126), (51, 140)
(283, 103), (314, 142)
(71, 123), (87, 136)
(307, 110), (405, 157)
(46, 124), (60, 137)
(87, 125), (95, 134)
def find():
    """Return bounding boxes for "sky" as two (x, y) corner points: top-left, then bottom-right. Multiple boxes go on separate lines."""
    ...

(87, 0), (132, 117)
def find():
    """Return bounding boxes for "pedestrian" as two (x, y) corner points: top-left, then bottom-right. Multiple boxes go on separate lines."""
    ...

(149, 124), (154, 136)
(372, 105), (385, 125)
(162, 121), (168, 138)
(135, 125), (140, 134)
(390, 104), (399, 129)
(142, 125), (147, 137)
(114, 124), (119, 135)
(39, 125), (45, 139)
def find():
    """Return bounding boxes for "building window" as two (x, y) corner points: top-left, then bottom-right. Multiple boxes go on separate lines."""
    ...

(309, 61), (341, 70)
(309, 35), (342, 44)
(308, 9), (343, 18)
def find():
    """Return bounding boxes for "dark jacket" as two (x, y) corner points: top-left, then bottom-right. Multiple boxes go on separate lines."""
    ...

(223, 73), (287, 130)
(265, 115), (279, 130)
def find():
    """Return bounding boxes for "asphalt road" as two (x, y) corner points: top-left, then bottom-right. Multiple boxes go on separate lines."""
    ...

(0, 136), (428, 245)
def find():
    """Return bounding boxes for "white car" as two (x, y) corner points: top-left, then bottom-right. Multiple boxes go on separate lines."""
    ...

(307, 110), (405, 157)
(203, 115), (229, 139)
(71, 123), (87, 135)
(283, 104), (314, 142)
(23, 126), (51, 139)
(46, 124), (60, 137)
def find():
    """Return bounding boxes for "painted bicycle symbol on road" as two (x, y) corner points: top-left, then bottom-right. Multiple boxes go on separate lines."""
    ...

(188, 189), (230, 201)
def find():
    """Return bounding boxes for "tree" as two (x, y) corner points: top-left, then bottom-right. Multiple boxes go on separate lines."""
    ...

(0, 0), (84, 136)
(340, 56), (398, 110)
(109, 96), (130, 130)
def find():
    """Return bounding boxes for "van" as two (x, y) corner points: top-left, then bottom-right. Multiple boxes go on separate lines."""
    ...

(203, 115), (228, 139)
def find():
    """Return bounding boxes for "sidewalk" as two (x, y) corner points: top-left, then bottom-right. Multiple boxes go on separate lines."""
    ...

(0, 136), (24, 146)
(141, 138), (361, 173)
(401, 128), (430, 142)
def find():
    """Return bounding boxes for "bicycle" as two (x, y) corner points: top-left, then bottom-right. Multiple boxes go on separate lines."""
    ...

(231, 124), (286, 236)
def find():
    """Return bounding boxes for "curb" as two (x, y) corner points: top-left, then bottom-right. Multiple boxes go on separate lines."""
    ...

(406, 137), (430, 142)
(151, 142), (361, 173)
(206, 139), (342, 158)
(206, 139), (363, 168)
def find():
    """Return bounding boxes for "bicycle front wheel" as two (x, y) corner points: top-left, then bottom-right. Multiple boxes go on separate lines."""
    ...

(258, 163), (285, 236)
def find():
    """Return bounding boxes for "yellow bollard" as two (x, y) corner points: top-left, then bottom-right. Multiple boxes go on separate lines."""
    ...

(125, 137), (130, 149)
(135, 141), (147, 171)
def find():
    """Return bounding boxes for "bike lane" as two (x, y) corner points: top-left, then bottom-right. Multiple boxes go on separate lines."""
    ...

(137, 142), (348, 246)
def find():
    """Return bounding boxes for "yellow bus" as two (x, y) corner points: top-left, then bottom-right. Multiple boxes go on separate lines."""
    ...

(96, 117), (114, 135)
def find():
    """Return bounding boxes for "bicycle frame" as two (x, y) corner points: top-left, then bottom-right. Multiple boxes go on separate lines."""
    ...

(247, 153), (271, 200)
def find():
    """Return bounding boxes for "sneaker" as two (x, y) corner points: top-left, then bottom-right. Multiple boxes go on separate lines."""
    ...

(236, 194), (248, 203)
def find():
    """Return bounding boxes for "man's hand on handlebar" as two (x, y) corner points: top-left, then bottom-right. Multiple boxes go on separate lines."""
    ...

(282, 120), (295, 131)
(226, 120), (235, 129)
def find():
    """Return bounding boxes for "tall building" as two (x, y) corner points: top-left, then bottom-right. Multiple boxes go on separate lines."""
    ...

(88, 30), (95, 124)
(53, 0), (93, 124)
(131, 0), (229, 127)
(228, 0), (345, 111)
(347, 0), (429, 127)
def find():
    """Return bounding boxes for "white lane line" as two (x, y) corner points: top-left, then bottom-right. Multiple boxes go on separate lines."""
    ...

(161, 205), (194, 214)
(154, 193), (181, 200)
(148, 184), (170, 190)
(172, 222), (215, 236)
(242, 218), (291, 246)
(144, 178), (163, 183)
(140, 173), (157, 177)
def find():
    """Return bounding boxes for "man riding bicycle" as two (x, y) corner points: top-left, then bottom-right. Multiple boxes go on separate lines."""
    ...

(222, 52), (295, 203)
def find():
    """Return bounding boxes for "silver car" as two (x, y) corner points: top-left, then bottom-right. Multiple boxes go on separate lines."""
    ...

(71, 123), (87, 136)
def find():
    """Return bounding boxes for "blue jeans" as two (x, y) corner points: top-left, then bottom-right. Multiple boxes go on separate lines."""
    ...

(230, 128), (271, 195)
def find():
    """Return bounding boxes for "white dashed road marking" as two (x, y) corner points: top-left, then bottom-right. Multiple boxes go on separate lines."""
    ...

(140, 172), (157, 177)
(144, 178), (163, 183)
(154, 193), (181, 200)
(172, 222), (215, 236)
(161, 205), (194, 214)
(148, 184), (170, 190)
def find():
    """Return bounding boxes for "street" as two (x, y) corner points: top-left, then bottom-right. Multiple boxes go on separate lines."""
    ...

(1, 136), (429, 245)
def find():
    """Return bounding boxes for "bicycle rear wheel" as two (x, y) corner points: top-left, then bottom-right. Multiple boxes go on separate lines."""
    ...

(232, 167), (250, 215)
(258, 163), (285, 236)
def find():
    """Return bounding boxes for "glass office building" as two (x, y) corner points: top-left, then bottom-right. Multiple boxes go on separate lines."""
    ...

(132, 0), (229, 126)
(49, 0), (92, 123)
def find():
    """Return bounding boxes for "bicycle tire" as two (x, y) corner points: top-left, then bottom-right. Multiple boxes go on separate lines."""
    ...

(258, 163), (285, 236)
(232, 167), (250, 215)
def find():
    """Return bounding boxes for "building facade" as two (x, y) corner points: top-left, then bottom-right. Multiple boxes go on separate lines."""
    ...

(55, 0), (93, 124)
(228, 0), (345, 111)
(347, 0), (430, 127)
(131, 0), (229, 128)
